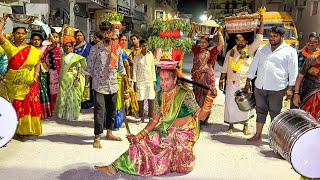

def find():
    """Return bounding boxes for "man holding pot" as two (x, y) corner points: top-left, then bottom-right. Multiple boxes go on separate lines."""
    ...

(219, 15), (264, 135)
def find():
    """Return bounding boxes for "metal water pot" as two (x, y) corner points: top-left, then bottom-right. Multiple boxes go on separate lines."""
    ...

(234, 88), (255, 111)
(63, 25), (75, 37)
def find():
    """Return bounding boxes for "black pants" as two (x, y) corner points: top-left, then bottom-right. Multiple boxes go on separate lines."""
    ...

(94, 90), (117, 135)
(138, 99), (154, 118)
(254, 87), (285, 124)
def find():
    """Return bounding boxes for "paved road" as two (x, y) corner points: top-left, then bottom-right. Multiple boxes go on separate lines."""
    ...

(0, 54), (300, 180)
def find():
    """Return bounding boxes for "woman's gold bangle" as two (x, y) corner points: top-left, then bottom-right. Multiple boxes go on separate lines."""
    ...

(143, 128), (149, 134)
(206, 96), (214, 100)
(150, 118), (158, 124)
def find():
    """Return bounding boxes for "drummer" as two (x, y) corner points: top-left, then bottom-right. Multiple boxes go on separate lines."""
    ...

(244, 26), (298, 142)
(219, 14), (264, 135)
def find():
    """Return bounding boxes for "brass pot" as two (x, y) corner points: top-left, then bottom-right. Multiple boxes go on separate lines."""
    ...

(64, 26), (75, 37)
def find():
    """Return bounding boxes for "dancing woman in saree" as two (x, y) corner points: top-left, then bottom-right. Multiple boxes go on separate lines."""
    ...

(54, 36), (87, 120)
(188, 24), (224, 125)
(95, 68), (218, 176)
(0, 14), (42, 136)
(294, 53), (320, 120)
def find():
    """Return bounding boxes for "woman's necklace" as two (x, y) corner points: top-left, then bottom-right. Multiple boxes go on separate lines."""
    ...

(161, 86), (177, 119)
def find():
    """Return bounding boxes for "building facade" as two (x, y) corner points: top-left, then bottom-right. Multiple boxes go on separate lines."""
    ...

(207, 0), (254, 18)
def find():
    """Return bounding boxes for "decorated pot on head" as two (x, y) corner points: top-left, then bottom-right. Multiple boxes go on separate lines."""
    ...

(154, 48), (182, 69)
(63, 25), (75, 37)
(197, 19), (220, 36)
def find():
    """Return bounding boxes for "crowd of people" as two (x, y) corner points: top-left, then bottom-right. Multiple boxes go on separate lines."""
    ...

(0, 11), (320, 178)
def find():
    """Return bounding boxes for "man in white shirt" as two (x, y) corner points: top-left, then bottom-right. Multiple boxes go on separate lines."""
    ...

(133, 40), (156, 124)
(245, 26), (298, 142)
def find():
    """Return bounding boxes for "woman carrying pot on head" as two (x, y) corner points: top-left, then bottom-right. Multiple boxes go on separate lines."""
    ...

(0, 13), (42, 137)
(95, 61), (218, 176)
(188, 24), (224, 125)
(74, 30), (93, 109)
(54, 27), (87, 121)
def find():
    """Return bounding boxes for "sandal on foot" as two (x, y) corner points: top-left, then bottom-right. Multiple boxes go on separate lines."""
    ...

(242, 129), (251, 136)
(226, 129), (233, 134)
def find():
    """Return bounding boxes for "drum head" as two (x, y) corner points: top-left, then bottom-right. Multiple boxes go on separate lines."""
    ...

(291, 128), (320, 178)
(0, 97), (18, 147)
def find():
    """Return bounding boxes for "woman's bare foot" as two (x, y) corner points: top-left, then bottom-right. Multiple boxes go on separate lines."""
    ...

(95, 165), (117, 176)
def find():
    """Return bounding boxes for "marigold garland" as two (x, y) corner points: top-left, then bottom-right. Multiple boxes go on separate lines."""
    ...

(301, 46), (320, 58)
(229, 45), (248, 72)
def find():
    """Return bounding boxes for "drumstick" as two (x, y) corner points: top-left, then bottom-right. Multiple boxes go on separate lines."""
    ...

(178, 77), (210, 90)
(121, 76), (131, 135)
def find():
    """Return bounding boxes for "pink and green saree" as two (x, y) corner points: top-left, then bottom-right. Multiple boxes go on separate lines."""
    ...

(113, 87), (201, 176)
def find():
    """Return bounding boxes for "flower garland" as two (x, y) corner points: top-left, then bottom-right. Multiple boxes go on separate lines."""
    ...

(301, 46), (320, 58)
(229, 45), (248, 73)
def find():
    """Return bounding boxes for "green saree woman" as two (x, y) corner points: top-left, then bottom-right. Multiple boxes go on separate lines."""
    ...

(54, 41), (86, 121)
(95, 68), (217, 176)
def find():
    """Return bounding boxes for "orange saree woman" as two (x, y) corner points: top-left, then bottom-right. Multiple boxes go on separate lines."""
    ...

(2, 38), (42, 136)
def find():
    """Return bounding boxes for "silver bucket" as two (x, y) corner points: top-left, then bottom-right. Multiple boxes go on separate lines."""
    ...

(268, 109), (320, 178)
(234, 88), (255, 111)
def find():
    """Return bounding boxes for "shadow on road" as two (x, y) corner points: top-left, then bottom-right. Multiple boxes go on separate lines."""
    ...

(47, 118), (94, 128)
(259, 149), (284, 160)
(58, 166), (191, 180)
(210, 134), (269, 146)
(36, 134), (93, 145)
(80, 108), (94, 114)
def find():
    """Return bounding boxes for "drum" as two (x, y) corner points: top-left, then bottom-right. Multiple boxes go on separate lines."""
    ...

(0, 97), (18, 148)
(268, 109), (320, 178)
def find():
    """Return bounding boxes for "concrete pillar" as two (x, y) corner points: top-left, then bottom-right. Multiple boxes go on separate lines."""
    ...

(69, 0), (75, 26)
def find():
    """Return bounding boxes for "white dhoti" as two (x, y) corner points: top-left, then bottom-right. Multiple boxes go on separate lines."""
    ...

(224, 84), (253, 124)
(136, 83), (155, 101)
